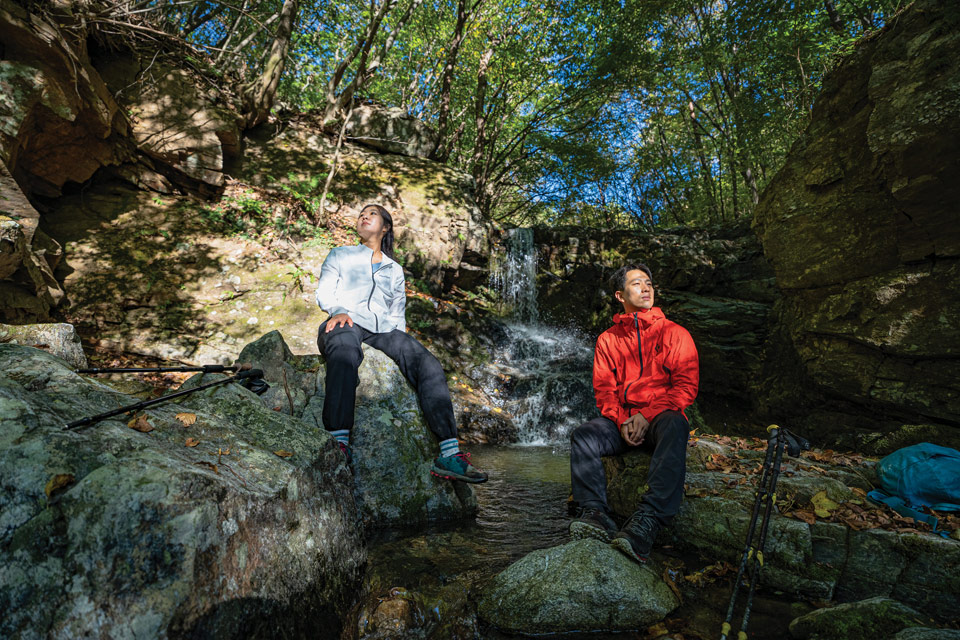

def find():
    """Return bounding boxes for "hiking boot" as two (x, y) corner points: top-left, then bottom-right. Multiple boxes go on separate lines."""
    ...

(431, 452), (488, 483)
(337, 441), (352, 464)
(569, 507), (618, 543)
(611, 511), (661, 563)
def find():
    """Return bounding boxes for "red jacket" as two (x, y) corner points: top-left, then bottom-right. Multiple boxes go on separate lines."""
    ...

(594, 307), (699, 427)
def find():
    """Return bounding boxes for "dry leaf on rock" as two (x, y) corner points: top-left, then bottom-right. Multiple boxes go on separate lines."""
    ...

(128, 414), (154, 433)
(176, 412), (197, 426)
(185, 437), (200, 447)
(45, 473), (75, 498)
(274, 450), (294, 458)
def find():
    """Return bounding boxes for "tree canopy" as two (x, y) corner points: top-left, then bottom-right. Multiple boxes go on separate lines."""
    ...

(85, 0), (901, 226)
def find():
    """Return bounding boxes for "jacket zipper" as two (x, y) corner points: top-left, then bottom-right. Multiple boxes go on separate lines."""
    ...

(623, 314), (644, 404)
(367, 265), (380, 332)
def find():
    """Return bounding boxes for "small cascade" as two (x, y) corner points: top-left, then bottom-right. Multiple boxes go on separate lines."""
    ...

(486, 229), (595, 445)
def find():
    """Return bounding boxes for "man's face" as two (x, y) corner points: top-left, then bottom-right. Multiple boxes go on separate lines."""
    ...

(615, 269), (654, 313)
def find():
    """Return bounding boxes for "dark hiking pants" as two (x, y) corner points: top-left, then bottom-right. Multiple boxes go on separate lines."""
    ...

(570, 410), (688, 524)
(317, 321), (458, 442)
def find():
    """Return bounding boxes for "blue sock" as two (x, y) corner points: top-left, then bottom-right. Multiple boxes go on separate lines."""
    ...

(331, 430), (350, 446)
(439, 438), (460, 457)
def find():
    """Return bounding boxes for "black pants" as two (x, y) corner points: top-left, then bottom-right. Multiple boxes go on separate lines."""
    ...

(570, 410), (688, 524)
(317, 321), (458, 441)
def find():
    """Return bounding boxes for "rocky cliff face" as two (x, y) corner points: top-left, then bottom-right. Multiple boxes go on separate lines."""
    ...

(533, 223), (777, 424)
(752, 0), (960, 450)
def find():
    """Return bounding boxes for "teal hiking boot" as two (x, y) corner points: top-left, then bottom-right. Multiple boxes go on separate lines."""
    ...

(431, 452), (488, 483)
(569, 507), (618, 543)
(611, 511), (661, 563)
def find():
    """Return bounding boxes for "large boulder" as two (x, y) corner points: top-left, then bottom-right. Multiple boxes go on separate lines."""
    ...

(240, 331), (478, 528)
(788, 597), (932, 640)
(0, 322), (86, 369)
(97, 58), (240, 196)
(0, 343), (364, 639)
(0, 0), (129, 197)
(477, 538), (679, 635)
(752, 0), (960, 447)
(602, 437), (960, 620)
(303, 343), (478, 528)
(341, 104), (440, 160)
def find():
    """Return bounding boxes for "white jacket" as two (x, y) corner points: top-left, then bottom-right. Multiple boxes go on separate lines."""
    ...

(315, 245), (406, 333)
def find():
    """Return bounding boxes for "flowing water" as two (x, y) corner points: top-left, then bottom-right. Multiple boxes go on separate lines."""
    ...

(353, 229), (795, 639)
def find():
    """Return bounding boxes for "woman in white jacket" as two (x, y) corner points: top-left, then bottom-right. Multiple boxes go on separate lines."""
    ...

(315, 204), (487, 483)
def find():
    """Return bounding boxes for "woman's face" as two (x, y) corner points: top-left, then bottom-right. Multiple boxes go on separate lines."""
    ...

(357, 207), (388, 244)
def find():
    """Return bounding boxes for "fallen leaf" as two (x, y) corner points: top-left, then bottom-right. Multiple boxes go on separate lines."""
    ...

(274, 450), (294, 458)
(811, 490), (840, 518)
(185, 437), (200, 447)
(128, 414), (154, 433)
(176, 412), (197, 426)
(790, 509), (817, 525)
(45, 473), (75, 497)
(196, 461), (219, 474)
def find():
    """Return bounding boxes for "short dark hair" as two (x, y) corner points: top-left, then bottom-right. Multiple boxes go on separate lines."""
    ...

(609, 263), (653, 292)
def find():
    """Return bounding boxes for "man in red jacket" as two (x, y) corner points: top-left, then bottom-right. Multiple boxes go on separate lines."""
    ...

(569, 263), (699, 563)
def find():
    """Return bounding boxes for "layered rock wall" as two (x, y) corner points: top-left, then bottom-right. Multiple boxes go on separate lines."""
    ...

(752, 0), (960, 449)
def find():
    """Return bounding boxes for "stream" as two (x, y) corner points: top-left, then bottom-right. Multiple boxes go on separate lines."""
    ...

(349, 229), (797, 639)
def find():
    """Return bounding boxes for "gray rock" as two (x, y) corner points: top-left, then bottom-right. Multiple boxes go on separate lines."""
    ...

(342, 105), (439, 159)
(0, 322), (87, 369)
(236, 330), (319, 416)
(477, 539), (679, 635)
(894, 628), (960, 640)
(0, 343), (364, 639)
(788, 597), (932, 640)
(311, 344), (477, 528)
(603, 442), (960, 619)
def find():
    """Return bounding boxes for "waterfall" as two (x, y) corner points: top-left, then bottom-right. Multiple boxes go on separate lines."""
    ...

(486, 229), (596, 445)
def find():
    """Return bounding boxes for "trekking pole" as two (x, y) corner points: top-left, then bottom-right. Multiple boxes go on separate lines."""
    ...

(77, 363), (252, 374)
(64, 368), (268, 430)
(720, 425), (810, 640)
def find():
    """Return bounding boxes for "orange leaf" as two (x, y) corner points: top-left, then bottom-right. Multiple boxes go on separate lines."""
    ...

(176, 412), (197, 426)
(128, 414), (154, 433)
(791, 510), (817, 525)
(45, 473), (75, 498)
(185, 437), (200, 447)
(274, 450), (294, 458)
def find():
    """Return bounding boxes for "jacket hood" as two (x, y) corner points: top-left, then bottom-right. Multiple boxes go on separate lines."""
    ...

(613, 307), (665, 329)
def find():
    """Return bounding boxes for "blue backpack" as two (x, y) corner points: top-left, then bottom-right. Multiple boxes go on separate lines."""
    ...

(867, 442), (960, 538)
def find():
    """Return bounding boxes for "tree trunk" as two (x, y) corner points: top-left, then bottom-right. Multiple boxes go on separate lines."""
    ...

(432, 0), (474, 160)
(241, 0), (299, 129)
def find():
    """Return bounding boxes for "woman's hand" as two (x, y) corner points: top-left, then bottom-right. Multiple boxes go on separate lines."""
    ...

(620, 412), (650, 446)
(325, 313), (355, 332)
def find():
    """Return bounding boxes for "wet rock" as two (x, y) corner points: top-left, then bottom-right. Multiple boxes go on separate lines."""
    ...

(603, 438), (960, 620)
(304, 344), (478, 528)
(477, 538), (679, 635)
(0, 322), (86, 369)
(752, 0), (960, 445)
(788, 597), (932, 640)
(0, 343), (364, 639)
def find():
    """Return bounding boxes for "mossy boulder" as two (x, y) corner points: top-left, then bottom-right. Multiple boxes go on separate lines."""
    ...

(303, 344), (478, 528)
(477, 539), (679, 635)
(788, 597), (932, 640)
(0, 343), (364, 639)
(603, 438), (960, 619)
